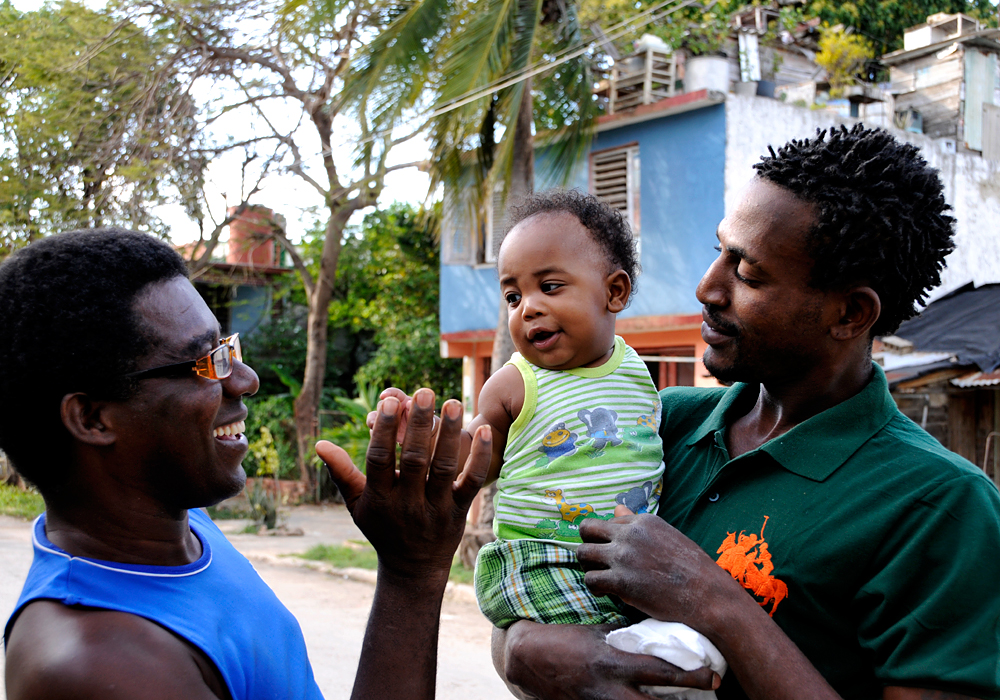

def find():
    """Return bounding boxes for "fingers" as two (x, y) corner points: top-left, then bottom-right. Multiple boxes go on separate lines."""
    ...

(379, 387), (412, 402)
(615, 504), (635, 517)
(581, 567), (620, 599)
(397, 388), (438, 493)
(315, 440), (366, 511)
(380, 388), (414, 443)
(425, 400), (463, 503)
(578, 515), (618, 544)
(453, 425), (492, 509)
(611, 651), (721, 692)
(365, 396), (402, 494)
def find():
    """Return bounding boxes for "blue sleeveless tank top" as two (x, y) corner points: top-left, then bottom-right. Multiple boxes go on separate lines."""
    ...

(4, 509), (323, 700)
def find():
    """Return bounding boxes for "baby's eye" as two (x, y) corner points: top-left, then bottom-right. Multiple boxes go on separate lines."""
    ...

(505, 292), (521, 305)
(541, 282), (562, 293)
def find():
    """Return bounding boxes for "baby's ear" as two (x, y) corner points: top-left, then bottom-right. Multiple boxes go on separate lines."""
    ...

(606, 269), (630, 313)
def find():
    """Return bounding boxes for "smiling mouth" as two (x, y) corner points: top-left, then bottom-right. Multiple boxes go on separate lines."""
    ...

(213, 420), (245, 439)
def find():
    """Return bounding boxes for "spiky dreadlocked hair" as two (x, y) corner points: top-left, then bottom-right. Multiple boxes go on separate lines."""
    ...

(754, 124), (955, 337)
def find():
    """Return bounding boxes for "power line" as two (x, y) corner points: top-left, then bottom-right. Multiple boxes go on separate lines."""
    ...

(360, 0), (703, 144)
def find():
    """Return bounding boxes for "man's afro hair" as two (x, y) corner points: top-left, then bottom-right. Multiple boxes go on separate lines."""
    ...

(754, 124), (955, 336)
(0, 228), (188, 495)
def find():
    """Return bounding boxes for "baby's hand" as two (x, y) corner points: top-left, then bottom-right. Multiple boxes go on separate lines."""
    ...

(365, 388), (426, 445)
(614, 504), (635, 517)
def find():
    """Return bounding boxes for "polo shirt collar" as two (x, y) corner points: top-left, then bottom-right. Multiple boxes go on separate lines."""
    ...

(686, 364), (898, 482)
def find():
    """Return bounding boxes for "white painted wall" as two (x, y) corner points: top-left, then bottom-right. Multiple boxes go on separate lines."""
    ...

(724, 94), (1000, 300)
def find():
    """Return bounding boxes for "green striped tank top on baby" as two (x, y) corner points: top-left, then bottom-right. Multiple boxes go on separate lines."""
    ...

(495, 336), (665, 544)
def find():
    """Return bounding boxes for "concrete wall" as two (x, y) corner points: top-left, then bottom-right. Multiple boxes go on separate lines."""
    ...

(440, 103), (727, 334)
(724, 94), (1000, 300)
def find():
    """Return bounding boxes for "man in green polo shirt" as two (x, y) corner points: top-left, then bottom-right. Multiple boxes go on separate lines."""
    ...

(493, 125), (1000, 699)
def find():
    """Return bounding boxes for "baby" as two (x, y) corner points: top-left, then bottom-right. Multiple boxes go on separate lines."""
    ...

(375, 190), (725, 694)
(469, 189), (664, 628)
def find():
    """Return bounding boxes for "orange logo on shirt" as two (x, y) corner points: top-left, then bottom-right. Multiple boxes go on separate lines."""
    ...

(715, 516), (788, 617)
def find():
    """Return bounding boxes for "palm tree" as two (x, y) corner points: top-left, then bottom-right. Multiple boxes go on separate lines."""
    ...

(347, 0), (601, 370)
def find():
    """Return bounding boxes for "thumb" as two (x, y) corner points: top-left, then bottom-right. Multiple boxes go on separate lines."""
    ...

(316, 440), (366, 510)
(614, 504), (635, 517)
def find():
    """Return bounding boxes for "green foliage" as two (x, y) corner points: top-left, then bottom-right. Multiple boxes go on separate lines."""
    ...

(243, 394), (299, 480)
(652, 8), (733, 56)
(333, 202), (461, 399)
(247, 480), (279, 529)
(345, 0), (599, 202)
(816, 26), (875, 96)
(0, 1), (200, 253)
(801, 0), (998, 54)
(248, 425), (281, 477)
(317, 379), (380, 474)
(244, 200), (457, 403)
(0, 483), (45, 520)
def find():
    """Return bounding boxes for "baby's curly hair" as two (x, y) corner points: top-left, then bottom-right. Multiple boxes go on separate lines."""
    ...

(502, 189), (640, 302)
(754, 124), (955, 336)
(0, 228), (188, 495)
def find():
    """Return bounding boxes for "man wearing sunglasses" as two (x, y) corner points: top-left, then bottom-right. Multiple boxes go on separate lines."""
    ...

(0, 227), (492, 700)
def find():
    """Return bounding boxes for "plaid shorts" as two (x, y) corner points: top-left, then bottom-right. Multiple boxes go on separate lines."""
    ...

(474, 538), (630, 628)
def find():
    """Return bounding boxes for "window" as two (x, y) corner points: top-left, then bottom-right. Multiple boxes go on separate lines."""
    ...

(590, 144), (640, 236)
(483, 185), (506, 264)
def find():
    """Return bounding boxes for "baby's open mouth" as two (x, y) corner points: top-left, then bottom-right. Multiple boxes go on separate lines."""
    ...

(529, 330), (560, 348)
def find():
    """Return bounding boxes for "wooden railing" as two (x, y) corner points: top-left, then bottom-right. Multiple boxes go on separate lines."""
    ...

(605, 49), (678, 114)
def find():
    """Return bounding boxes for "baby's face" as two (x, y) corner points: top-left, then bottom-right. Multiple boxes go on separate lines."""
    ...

(497, 212), (624, 370)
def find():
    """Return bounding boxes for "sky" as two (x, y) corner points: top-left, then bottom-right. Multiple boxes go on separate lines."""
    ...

(12, 0), (434, 246)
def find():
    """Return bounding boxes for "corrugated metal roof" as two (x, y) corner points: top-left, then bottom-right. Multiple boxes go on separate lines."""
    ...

(894, 283), (1000, 373)
(951, 370), (1000, 388)
(878, 351), (953, 371)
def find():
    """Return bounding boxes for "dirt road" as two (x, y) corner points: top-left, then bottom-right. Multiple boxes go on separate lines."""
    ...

(0, 507), (513, 700)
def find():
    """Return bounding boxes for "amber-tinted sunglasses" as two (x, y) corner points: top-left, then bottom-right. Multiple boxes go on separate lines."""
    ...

(126, 333), (242, 381)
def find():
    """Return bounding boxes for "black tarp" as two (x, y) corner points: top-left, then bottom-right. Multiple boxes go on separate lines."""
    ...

(894, 283), (1000, 373)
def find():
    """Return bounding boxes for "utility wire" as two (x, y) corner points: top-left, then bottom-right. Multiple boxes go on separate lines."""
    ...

(359, 0), (704, 144)
(431, 0), (697, 113)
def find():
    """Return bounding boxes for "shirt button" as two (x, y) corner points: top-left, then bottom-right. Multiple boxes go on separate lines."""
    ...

(708, 492), (720, 502)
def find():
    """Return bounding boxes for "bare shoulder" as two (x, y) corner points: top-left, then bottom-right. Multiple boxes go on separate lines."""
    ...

(478, 364), (525, 432)
(6, 600), (230, 700)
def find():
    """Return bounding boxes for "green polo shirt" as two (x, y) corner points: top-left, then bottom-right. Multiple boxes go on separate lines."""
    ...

(658, 364), (1000, 700)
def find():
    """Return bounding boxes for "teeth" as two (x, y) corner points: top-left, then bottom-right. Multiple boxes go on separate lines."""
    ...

(213, 420), (245, 438)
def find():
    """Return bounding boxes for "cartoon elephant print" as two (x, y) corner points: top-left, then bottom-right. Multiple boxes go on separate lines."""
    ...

(577, 407), (622, 452)
(615, 481), (656, 514)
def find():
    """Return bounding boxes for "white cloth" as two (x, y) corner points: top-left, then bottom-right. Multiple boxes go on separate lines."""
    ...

(605, 619), (727, 700)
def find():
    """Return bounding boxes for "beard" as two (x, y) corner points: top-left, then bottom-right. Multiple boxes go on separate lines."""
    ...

(701, 303), (823, 385)
(703, 336), (757, 384)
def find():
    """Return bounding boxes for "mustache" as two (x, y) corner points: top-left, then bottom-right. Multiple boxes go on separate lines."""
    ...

(703, 306), (739, 336)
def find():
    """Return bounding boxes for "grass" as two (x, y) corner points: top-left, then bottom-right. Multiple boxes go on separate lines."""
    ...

(298, 541), (476, 585)
(206, 504), (253, 520)
(0, 483), (45, 520)
(300, 542), (380, 569)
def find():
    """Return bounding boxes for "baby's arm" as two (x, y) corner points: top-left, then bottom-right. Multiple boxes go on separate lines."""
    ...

(463, 364), (524, 484)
